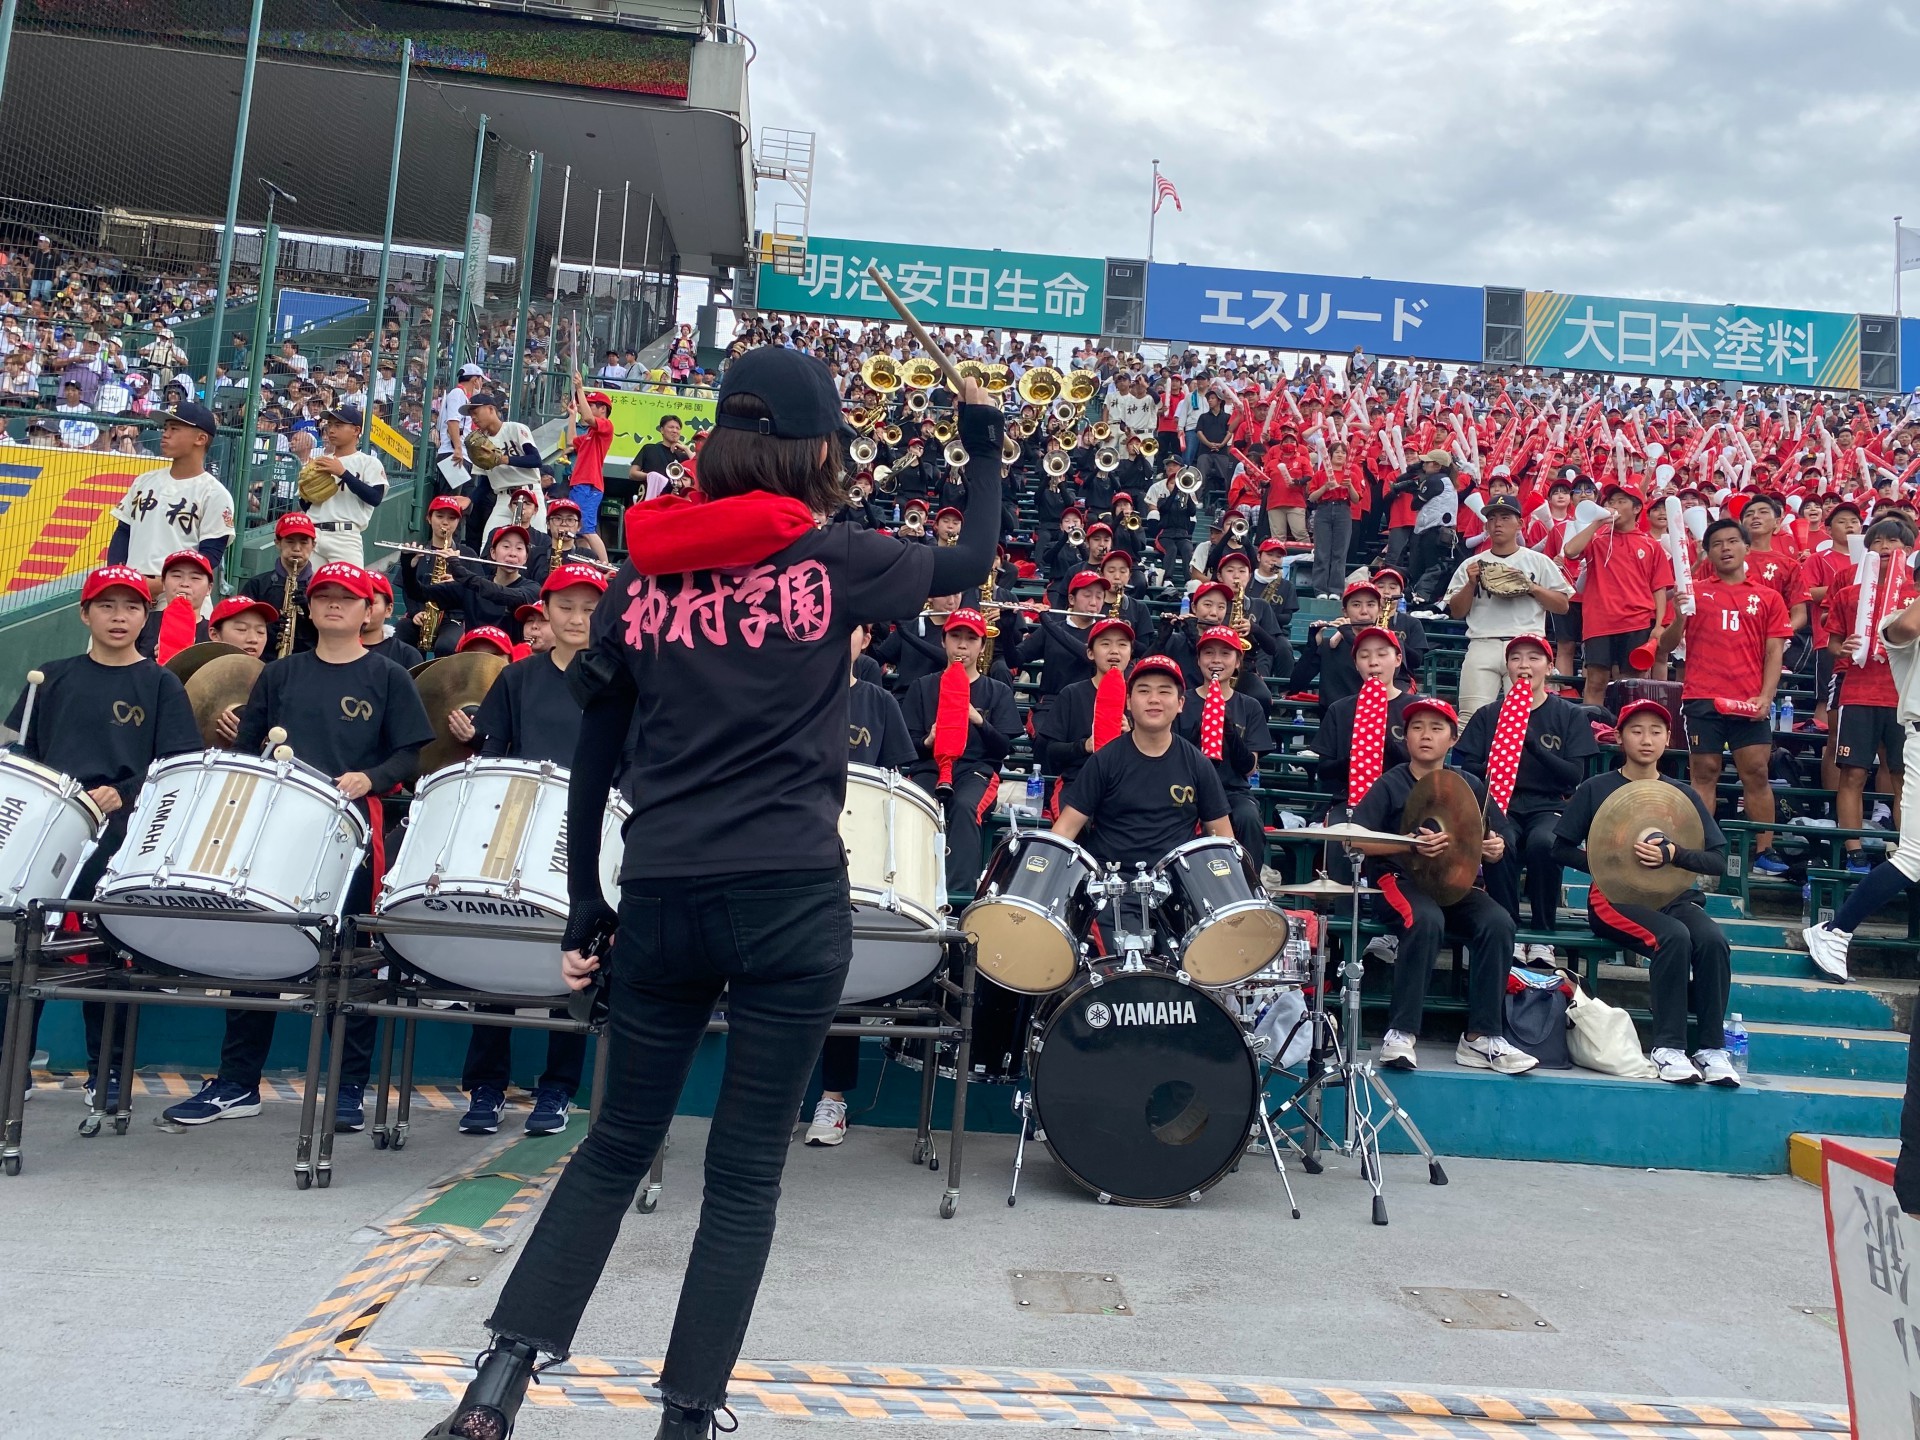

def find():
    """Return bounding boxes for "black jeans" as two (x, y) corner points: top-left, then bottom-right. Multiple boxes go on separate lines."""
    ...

(486, 868), (850, 1409)
(1486, 808), (1564, 931)
(462, 1011), (587, 1098)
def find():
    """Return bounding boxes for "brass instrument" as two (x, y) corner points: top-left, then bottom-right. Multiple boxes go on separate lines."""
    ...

(850, 435), (879, 466)
(1224, 514), (1252, 546)
(665, 461), (689, 486)
(1064, 371), (1098, 405)
(1174, 465), (1204, 497)
(1062, 518), (1085, 547)
(1140, 436), (1159, 460)
(860, 354), (902, 392)
(847, 405), (880, 432)
(1587, 780), (1704, 909)
(944, 440), (969, 468)
(932, 419), (957, 444)
(978, 568), (1000, 675)
(901, 357), (940, 390)
(1121, 512), (1143, 532)
(296, 459), (339, 505)
(878, 422), (903, 446)
(957, 359), (987, 384)
(1089, 421), (1113, 444)
(982, 362), (1012, 394)
(1094, 445), (1120, 473)
(553, 529), (574, 564)
(1259, 574), (1286, 606)
(1000, 434), (1023, 466)
(902, 509), (926, 536)
(416, 544), (455, 652)
(1229, 580), (1247, 630)
(1043, 450), (1073, 479)
(849, 481), (870, 505)
(1048, 397), (1076, 425)
(1106, 582), (1124, 618)
(277, 567), (299, 659)
(872, 464), (897, 495)
(904, 390), (931, 417)
(1017, 366), (1062, 405)
(1015, 415), (1040, 440)
(465, 431), (505, 471)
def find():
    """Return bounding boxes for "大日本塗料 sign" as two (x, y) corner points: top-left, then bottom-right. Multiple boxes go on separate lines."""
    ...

(1143, 263), (1485, 361)
(755, 237), (1108, 336)
(1525, 291), (1861, 389)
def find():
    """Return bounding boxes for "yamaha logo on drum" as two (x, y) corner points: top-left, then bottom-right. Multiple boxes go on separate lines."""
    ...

(434, 898), (547, 919)
(1023, 855), (1050, 872)
(1206, 859), (1232, 877)
(0, 793), (26, 848)
(1085, 1001), (1112, 1029)
(138, 790), (178, 856)
(1087, 997), (1197, 1028)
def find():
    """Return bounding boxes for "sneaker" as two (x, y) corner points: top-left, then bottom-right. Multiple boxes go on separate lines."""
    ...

(1694, 1048), (1742, 1087)
(333, 1082), (365, 1134)
(805, 1095), (849, 1146)
(1801, 922), (1851, 983)
(1455, 1033), (1539, 1076)
(459, 1084), (506, 1135)
(162, 1078), (262, 1125)
(1377, 1029), (1418, 1070)
(82, 1069), (121, 1111)
(524, 1087), (571, 1136)
(1364, 933), (1399, 963)
(1751, 852), (1789, 877)
(1845, 852), (1872, 877)
(1651, 1047), (1702, 1084)
(1525, 943), (1557, 966)
(1511, 942), (1527, 963)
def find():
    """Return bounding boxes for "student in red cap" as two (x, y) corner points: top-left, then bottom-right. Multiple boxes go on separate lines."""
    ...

(207, 596), (276, 659)
(360, 571), (423, 669)
(1564, 482), (1674, 706)
(1297, 580), (1386, 708)
(397, 495), (480, 657)
(1033, 617), (1135, 814)
(418, 525), (541, 645)
(240, 510), (320, 656)
(547, 496), (606, 567)
(135, 549), (213, 658)
(566, 375), (614, 536)
(1176, 624), (1274, 868)
(931, 504), (965, 547)
(1, 567), (201, 1109)
(1015, 569), (1109, 713)
(1311, 625), (1413, 798)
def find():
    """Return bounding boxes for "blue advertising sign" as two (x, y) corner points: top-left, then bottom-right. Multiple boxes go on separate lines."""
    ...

(1903, 317), (1920, 394)
(276, 289), (367, 338)
(1144, 262), (1484, 361)
(1525, 291), (1859, 389)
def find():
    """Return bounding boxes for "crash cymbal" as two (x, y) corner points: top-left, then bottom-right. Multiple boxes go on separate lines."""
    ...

(164, 640), (242, 685)
(414, 652), (506, 774)
(1290, 821), (1422, 848)
(184, 652), (264, 747)
(1589, 779), (1703, 910)
(1401, 768), (1484, 906)
(1271, 875), (1380, 897)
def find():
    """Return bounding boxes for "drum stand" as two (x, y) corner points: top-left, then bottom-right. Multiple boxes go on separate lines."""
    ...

(1263, 856), (1447, 1225)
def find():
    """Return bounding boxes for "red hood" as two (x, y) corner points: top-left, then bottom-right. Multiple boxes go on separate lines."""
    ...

(622, 491), (816, 575)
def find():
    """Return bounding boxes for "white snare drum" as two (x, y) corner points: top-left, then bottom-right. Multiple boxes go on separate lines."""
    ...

(378, 757), (627, 996)
(838, 765), (946, 1003)
(96, 751), (369, 980)
(0, 753), (106, 912)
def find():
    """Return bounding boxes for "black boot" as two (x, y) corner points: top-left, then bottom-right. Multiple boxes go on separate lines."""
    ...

(655, 1403), (734, 1440)
(424, 1337), (541, 1439)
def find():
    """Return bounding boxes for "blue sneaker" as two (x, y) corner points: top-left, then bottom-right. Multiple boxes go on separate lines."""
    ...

(333, 1082), (366, 1134)
(460, 1084), (506, 1135)
(163, 1078), (262, 1126)
(524, 1087), (571, 1136)
(83, 1069), (121, 1111)
(1751, 852), (1790, 877)
(1846, 852), (1873, 876)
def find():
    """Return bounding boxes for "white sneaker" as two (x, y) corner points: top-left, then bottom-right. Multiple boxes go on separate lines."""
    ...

(1511, 942), (1527, 963)
(1377, 1028), (1418, 1070)
(1801, 922), (1851, 983)
(1526, 943), (1556, 966)
(1651, 1047), (1702, 1084)
(1455, 1033), (1539, 1075)
(1694, 1048), (1741, 1087)
(804, 1096), (848, 1146)
(1365, 934), (1399, 963)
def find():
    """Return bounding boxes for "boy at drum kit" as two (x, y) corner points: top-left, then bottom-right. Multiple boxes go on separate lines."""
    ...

(1175, 625), (1274, 870)
(1348, 699), (1534, 1076)
(452, 563), (610, 1139)
(1032, 617), (1134, 817)
(1, 566), (201, 1107)
(163, 561), (434, 1132)
(900, 608), (1022, 895)
(134, 549), (214, 658)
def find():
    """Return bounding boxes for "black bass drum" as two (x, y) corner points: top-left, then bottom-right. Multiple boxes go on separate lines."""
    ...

(1027, 964), (1258, 1206)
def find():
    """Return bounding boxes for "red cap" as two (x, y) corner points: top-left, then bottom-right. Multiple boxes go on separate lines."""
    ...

(367, 572), (393, 600)
(1103, 549), (1135, 570)
(1085, 521), (1114, 539)
(1616, 699), (1673, 730)
(81, 565), (151, 604)
(489, 524), (532, 552)
(903, 498), (929, 513)
(1601, 481), (1644, 507)
(935, 506), (964, 523)
(428, 495), (464, 516)
(1112, 492), (1132, 505)
(541, 563), (609, 597)
(1214, 550), (1253, 572)
(1191, 580), (1233, 607)
(1257, 538), (1288, 554)
(583, 390), (612, 409)
(1504, 633), (1552, 658)
(510, 487), (538, 505)
(209, 596), (278, 628)
(1350, 624), (1403, 653)
(1197, 623), (1250, 652)
(1343, 580), (1382, 602)
(274, 512), (317, 539)
(1126, 654), (1187, 689)
(1372, 567), (1406, 587)
(514, 600), (546, 622)
(943, 607), (988, 637)
(308, 561), (374, 600)
(1067, 570), (1108, 595)
(1401, 697), (1460, 732)
(457, 626), (514, 656)
(1086, 617), (1134, 645)
(160, 549), (214, 578)
(547, 498), (583, 518)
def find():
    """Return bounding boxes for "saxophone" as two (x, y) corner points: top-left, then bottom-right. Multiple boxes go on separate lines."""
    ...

(553, 530), (573, 565)
(1107, 582), (1123, 618)
(1230, 580), (1248, 631)
(978, 569), (1000, 676)
(276, 567), (299, 659)
(416, 545), (453, 652)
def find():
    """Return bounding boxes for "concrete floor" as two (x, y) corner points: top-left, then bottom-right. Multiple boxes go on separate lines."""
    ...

(0, 1084), (1847, 1440)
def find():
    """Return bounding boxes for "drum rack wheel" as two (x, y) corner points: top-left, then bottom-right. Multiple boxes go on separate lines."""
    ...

(938, 1191), (957, 1220)
(372, 1129), (389, 1151)
(2, 1154), (20, 1177)
(111, 1116), (130, 1136)
(77, 1113), (101, 1138)
(295, 1169), (313, 1190)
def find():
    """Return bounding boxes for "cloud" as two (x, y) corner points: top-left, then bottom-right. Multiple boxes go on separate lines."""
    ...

(739, 0), (1916, 315)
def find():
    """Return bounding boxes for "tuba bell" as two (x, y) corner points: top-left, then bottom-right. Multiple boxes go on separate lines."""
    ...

(944, 440), (970, 468)
(1064, 371), (1098, 405)
(860, 355), (902, 392)
(901, 357), (940, 390)
(1017, 366), (1062, 405)
(1174, 466), (1204, 497)
(982, 362), (1012, 394)
(1094, 445), (1120, 473)
(1043, 449), (1073, 479)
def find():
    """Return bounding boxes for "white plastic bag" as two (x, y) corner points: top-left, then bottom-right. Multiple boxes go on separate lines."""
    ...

(1565, 986), (1656, 1079)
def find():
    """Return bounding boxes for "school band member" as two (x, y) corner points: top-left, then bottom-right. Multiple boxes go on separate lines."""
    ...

(1247, 539), (1299, 683)
(1033, 618), (1134, 817)
(1014, 571), (1107, 714)
(1, 567), (202, 1105)
(1452, 635), (1597, 956)
(1370, 567), (1431, 687)
(163, 562), (434, 1131)
(1310, 626), (1412, 804)
(135, 549), (214, 658)
(1175, 625), (1274, 870)
(546, 497), (608, 566)
(1296, 580), (1387, 708)
(1096, 549), (1154, 637)
(515, 600), (553, 655)
(1211, 549), (1287, 681)
(207, 596), (275, 658)
(1349, 699), (1532, 1075)
(428, 354), (1003, 1440)
(398, 496), (480, 657)
(1553, 701), (1737, 1085)
(362, 574), (424, 669)
(239, 512), (319, 655)
(417, 525), (542, 645)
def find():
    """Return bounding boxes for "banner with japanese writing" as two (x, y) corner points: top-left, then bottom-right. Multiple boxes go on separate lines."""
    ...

(755, 237), (1106, 336)
(603, 389), (718, 471)
(1525, 291), (1860, 389)
(1143, 263), (1484, 361)
(0, 445), (140, 601)
(1822, 1141), (1915, 1439)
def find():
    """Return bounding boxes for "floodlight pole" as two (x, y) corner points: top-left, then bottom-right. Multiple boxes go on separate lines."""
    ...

(368, 39), (413, 376)
(508, 151), (542, 416)
(204, 0), (265, 401)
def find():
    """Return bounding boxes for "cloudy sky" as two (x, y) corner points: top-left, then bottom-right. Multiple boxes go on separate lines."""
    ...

(737, 0), (1916, 316)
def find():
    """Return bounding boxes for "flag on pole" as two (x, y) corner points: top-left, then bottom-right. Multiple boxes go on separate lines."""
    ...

(1900, 225), (1920, 273)
(1153, 172), (1182, 215)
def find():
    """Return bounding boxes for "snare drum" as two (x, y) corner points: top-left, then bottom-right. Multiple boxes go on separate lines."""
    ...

(962, 830), (1098, 994)
(1157, 836), (1288, 987)
(0, 753), (106, 913)
(839, 765), (947, 1003)
(378, 758), (628, 996)
(96, 751), (368, 980)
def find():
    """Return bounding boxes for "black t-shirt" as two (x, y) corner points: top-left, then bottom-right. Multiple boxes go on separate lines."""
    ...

(5, 653), (200, 804)
(1034, 675), (1100, 783)
(585, 523), (936, 878)
(135, 609), (209, 659)
(235, 649), (433, 790)
(1312, 689), (1413, 794)
(366, 633), (425, 670)
(847, 678), (915, 769)
(241, 562), (317, 653)
(900, 671), (1020, 784)
(1453, 694), (1597, 814)
(1060, 732), (1230, 870)
(1014, 613), (1097, 701)
(1349, 762), (1513, 885)
(1174, 685), (1273, 792)
(475, 653), (580, 764)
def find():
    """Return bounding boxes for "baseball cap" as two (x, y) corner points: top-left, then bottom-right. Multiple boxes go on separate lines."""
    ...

(457, 363), (487, 380)
(161, 400), (217, 437)
(1257, 538), (1288, 554)
(514, 600), (545, 622)
(541, 563), (609, 597)
(367, 572), (393, 600)
(160, 549), (214, 578)
(1504, 633), (1552, 658)
(1191, 580), (1233, 606)
(1342, 580), (1383, 603)
(1616, 699), (1672, 730)
(427, 495), (463, 517)
(713, 346), (849, 441)
(489, 525), (532, 554)
(584, 390), (612, 408)
(943, 607), (988, 637)
(1085, 522), (1114, 539)
(1482, 496), (1523, 518)
(1066, 570), (1108, 595)
(1197, 624), (1250, 652)
(308, 561), (374, 600)
(81, 565), (151, 604)
(274, 512), (317, 539)
(1213, 550), (1253, 572)
(935, 506), (963, 523)
(1127, 655), (1186, 689)
(1350, 625), (1403, 653)
(547, 498), (582, 518)
(209, 596), (278, 628)
(1601, 481), (1645, 507)
(1372, 567), (1406, 587)
(1086, 617), (1134, 645)
(321, 406), (363, 428)
(1423, 448), (1452, 465)
(1103, 548), (1135, 570)
(1401, 697), (1460, 732)
(461, 393), (503, 415)
(457, 626), (513, 656)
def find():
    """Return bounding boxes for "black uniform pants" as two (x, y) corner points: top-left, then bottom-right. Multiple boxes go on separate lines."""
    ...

(1486, 809), (1564, 932)
(0, 814), (128, 1079)
(1226, 790), (1265, 872)
(1585, 890), (1729, 1052)
(1158, 532), (1193, 580)
(462, 1011), (588, 1099)
(1375, 878), (1514, 1038)
(942, 769), (999, 896)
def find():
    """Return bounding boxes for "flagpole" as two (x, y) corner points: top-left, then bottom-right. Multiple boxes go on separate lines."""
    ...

(1149, 158), (1159, 265)
(1897, 214), (1904, 319)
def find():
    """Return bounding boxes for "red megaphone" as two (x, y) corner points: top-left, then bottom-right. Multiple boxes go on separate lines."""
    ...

(1627, 642), (1656, 672)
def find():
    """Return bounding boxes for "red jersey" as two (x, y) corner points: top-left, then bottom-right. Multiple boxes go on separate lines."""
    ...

(1682, 576), (1792, 704)
(571, 414), (613, 492)
(1580, 524), (1675, 636)
(1793, 547), (1854, 648)
(1744, 547), (1799, 605)
(1826, 583), (1897, 705)
(1263, 447), (1306, 508)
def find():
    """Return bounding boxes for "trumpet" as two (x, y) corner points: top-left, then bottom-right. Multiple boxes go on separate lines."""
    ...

(1015, 415), (1040, 439)
(1017, 366), (1062, 405)
(932, 419), (956, 444)
(1140, 436), (1159, 460)
(860, 355), (901, 392)
(904, 390), (931, 417)
(901, 357), (940, 389)
(1225, 514), (1251, 545)
(1062, 520), (1086, 547)
(878, 422), (903, 446)
(1174, 466), (1204, 497)
(1121, 512), (1144, 532)
(849, 435), (879, 466)
(1043, 450), (1073, 479)
(849, 481), (870, 505)
(1001, 434), (1023, 465)
(1094, 445), (1120, 473)
(903, 510), (926, 535)
(665, 460), (689, 486)
(944, 440), (969, 468)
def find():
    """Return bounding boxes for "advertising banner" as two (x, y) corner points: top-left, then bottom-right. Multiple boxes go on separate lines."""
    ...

(0, 446), (142, 596)
(756, 237), (1107, 336)
(1143, 262), (1484, 361)
(1822, 1142), (1916, 1440)
(1524, 291), (1860, 389)
(1903, 317), (1920, 394)
(603, 389), (717, 471)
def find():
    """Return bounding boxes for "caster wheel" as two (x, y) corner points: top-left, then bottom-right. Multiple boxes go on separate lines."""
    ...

(928, 1153), (939, 1173)
(1428, 1160), (1448, 1187)
(317, 1169), (332, 1190)
(636, 1186), (660, 1214)
(295, 1170), (313, 1190)
(911, 1138), (927, 1165)
(78, 1115), (101, 1137)
(372, 1130), (389, 1151)
(939, 1194), (957, 1219)
(112, 1117), (130, 1136)
(3, 1154), (20, 1176)
(390, 1132), (407, 1152)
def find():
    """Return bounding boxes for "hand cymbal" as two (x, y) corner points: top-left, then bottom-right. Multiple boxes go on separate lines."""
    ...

(1588, 779), (1703, 909)
(1400, 769), (1484, 906)
(413, 652), (507, 774)
(183, 653), (263, 747)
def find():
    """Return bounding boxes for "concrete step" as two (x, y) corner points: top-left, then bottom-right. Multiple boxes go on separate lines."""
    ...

(1728, 973), (1897, 1029)
(1729, 944), (1821, 978)
(1745, 1020), (1910, 1083)
(1563, 881), (1745, 920)
(1787, 1131), (1901, 1185)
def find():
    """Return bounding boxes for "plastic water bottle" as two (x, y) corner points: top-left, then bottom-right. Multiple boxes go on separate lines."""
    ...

(1769, 699), (1781, 730)
(1778, 697), (1794, 733)
(1724, 1014), (1749, 1075)
(1180, 592), (1191, 616)
(1397, 596), (1408, 616)
(1024, 763), (1043, 817)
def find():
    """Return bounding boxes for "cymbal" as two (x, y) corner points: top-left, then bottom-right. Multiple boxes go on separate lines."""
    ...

(1401, 769), (1484, 906)
(1589, 779), (1703, 910)
(165, 640), (242, 685)
(414, 652), (506, 774)
(184, 652), (264, 747)
(1289, 821), (1421, 849)
(1271, 876), (1380, 897)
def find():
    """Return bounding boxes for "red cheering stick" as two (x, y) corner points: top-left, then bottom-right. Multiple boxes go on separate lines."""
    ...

(1484, 682), (1532, 814)
(1091, 666), (1126, 751)
(1347, 677), (1391, 810)
(154, 593), (198, 665)
(932, 661), (972, 799)
(1199, 679), (1227, 761)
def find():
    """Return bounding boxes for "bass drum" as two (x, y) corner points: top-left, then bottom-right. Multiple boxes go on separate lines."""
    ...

(1028, 964), (1258, 1206)
(839, 764), (946, 1004)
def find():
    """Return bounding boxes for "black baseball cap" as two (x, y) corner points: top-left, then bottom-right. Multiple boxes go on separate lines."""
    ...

(1482, 496), (1522, 518)
(461, 392), (502, 415)
(161, 400), (217, 437)
(713, 346), (850, 441)
(322, 406), (364, 428)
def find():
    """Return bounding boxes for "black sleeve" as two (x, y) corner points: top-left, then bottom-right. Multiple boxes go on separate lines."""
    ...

(565, 688), (634, 925)
(1452, 705), (1493, 775)
(981, 684), (1020, 760)
(1522, 731), (1585, 789)
(338, 470), (385, 507)
(362, 746), (421, 796)
(900, 680), (933, 755)
(198, 535), (229, 570)
(1193, 749), (1231, 823)
(1551, 782), (1598, 873)
(927, 403), (1005, 595)
(107, 521), (130, 565)
(1350, 775), (1393, 833)
(1481, 784), (1516, 851)
(877, 693), (917, 770)
(473, 669), (512, 757)
(233, 665), (273, 754)
(1059, 744), (1108, 817)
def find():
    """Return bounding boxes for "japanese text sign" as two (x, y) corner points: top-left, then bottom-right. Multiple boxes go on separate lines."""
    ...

(1143, 263), (1484, 361)
(1525, 291), (1861, 389)
(755, 237), (1107, 336)
(1824, 1141), (1917, 1439)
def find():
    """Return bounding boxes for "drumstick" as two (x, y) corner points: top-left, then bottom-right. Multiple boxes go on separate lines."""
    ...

(15, 669), (43, 749)
(261, 726), (288, 759)
(866, 264), (965, 394)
